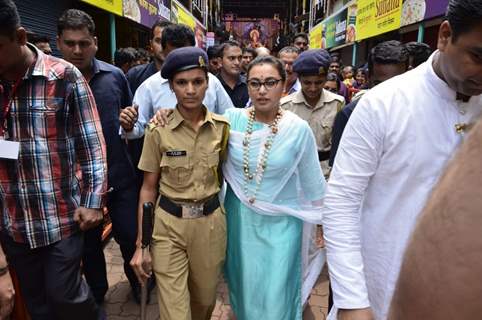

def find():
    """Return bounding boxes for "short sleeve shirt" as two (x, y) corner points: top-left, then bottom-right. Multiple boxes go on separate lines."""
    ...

(138, 106), (229, 202)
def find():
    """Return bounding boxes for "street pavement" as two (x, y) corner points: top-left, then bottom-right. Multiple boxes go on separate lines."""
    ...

(103, 240), (329, 320)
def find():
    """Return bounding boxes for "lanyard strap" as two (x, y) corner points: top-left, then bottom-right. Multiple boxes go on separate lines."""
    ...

(0, 79), (22, 138)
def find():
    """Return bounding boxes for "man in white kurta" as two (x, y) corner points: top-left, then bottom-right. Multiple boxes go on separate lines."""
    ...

(323, 8), (482, 318)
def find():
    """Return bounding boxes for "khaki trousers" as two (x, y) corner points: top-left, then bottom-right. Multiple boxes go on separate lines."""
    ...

(151, 206), (226, 320)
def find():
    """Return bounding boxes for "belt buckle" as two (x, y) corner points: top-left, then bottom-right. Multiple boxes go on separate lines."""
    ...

(182, 204), (204, 219)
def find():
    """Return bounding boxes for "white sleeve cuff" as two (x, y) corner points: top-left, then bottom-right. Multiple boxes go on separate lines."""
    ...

(327, 251), (371, 309)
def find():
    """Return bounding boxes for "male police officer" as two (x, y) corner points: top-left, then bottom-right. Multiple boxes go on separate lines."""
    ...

(281, 49), (344, 177)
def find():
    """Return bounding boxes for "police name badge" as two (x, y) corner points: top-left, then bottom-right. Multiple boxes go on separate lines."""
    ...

(166, 150), (187, 157)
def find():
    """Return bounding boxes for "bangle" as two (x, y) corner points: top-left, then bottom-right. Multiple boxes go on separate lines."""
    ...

(0, 265), (9, 277)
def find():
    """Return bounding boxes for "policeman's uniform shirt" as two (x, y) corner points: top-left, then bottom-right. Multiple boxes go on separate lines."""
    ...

(121, 72), (234, 140)
(281, 88), (345, 176)
(138, 106), (229, 203)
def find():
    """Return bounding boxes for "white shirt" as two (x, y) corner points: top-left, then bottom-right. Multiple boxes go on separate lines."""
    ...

(323, 52), (482, 319)
(122, 71), (234, 139)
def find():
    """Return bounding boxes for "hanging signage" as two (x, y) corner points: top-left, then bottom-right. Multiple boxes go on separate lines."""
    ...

(309, 22), (324, 49)
(401, 0), (449, 26)
(356, 0), (403, 41)
(324, 8), (348, 48)
(123, 0), (171, 27)
(171, 0), (196, 30)
(346, 3), (357, 42)
(195, 21), (206, 49)
(81, 0), (123, 16)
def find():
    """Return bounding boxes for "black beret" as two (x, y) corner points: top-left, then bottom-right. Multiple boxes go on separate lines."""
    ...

(293, 49), (332, 76)
(161, 47), (209, 79)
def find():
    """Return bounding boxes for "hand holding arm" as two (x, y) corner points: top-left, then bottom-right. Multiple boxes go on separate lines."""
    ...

(150, 108), (173, 127)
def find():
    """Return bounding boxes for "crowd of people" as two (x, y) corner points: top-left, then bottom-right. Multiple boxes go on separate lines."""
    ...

(0, 0), (482, 319)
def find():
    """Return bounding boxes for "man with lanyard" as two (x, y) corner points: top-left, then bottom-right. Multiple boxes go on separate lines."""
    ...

(57, 9), (140, 304)
(279, 46), (301, 97)
(0, 1), (107, 319)
(323, 0), (482, 319)
(281, 49), (345, 178)
(119, 24), (233, 141)
(217, 40), (249, 108)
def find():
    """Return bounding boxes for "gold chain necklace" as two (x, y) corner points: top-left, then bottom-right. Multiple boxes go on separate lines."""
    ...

(242, 108), (283, 204)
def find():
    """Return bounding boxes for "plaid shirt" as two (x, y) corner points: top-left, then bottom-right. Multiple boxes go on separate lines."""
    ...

(0, 45), (107, 249)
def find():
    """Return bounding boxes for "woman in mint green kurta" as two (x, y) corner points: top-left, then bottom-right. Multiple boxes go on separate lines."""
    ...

(222, 56), (325, 320)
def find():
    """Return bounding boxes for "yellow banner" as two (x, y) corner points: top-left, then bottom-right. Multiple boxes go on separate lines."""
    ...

(81, 0), (123, 16)
(356, 0), (403, 41)
(309, 23), (324, 49)
(173, 2), (196, 30)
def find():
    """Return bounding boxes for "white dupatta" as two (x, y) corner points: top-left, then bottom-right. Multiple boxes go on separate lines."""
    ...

(223, 110), (326, 305)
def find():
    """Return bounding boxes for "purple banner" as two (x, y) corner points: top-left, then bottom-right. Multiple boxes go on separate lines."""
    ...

(424, 0), (449, 20)
(401, 0), (448, 27)
(123, 0), (171, 28)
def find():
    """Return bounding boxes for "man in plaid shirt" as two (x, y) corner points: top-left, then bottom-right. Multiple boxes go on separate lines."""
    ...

(0, 1), (107, 319)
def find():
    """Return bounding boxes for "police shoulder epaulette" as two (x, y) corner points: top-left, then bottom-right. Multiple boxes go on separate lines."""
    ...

(147, 122), (158, 132)
(324, 90), (344, 103)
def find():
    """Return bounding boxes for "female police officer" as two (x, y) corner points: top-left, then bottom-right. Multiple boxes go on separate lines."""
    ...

(130, 47), (229, 320)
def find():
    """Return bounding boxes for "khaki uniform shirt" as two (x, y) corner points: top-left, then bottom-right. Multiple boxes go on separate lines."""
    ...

(138, 106), (229, 203)
(281, 89), (345, 176)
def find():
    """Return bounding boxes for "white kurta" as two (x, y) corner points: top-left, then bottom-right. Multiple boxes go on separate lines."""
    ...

(323, 52), (482, 319)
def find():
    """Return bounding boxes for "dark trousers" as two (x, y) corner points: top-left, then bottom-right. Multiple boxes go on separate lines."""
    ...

(83, 183), (139, 301)
(0, 232), (101, 320)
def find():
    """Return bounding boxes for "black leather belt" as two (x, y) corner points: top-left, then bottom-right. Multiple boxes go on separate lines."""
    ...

(318, 150), (331, 161)
(159, 195), (220, 219)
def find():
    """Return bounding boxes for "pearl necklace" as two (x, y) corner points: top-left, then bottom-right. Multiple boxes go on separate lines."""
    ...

(243, 107), (283, 204)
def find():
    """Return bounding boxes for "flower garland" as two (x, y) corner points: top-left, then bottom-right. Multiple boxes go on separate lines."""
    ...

(243, 107), (283, 204)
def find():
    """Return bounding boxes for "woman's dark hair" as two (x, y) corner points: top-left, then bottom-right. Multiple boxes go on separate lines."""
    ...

(161, 24), (195, 49)
(446, 0), (482, 42)
(247, 56), (287, 82)
(0, 0), (20, 38)
(368, 40), (409, 77)
(58, 9), (95, 36)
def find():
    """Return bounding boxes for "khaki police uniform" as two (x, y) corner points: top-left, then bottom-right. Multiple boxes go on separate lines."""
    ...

(281, 89), (345, 177)
(138, 106), (229, 320)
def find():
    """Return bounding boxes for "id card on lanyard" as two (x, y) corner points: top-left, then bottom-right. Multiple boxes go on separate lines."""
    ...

(0, 80), (21, 160)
